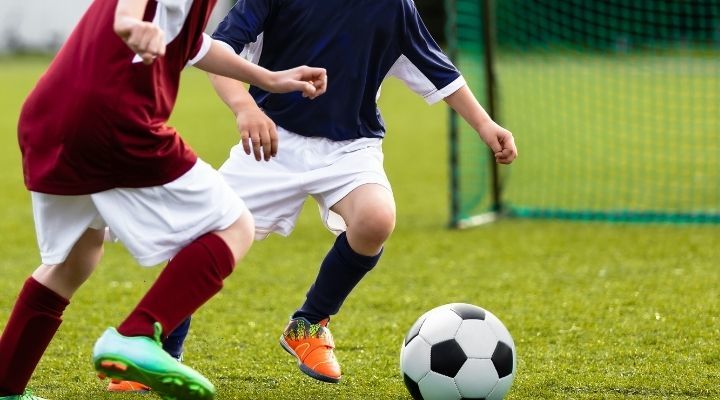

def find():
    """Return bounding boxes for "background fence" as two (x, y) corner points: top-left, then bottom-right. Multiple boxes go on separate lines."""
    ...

(448, 0), (720, 226)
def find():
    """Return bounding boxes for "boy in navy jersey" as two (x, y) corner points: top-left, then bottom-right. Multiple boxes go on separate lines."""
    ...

(0, 0), (326, 398)
(162, 0), (517, 385)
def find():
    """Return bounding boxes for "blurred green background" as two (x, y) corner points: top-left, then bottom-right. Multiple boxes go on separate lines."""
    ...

(0, 56), (718, 399)
(0, 1), (719, 399)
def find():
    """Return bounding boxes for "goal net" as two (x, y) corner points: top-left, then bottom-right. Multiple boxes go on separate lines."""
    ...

(447, 0), (720, 226)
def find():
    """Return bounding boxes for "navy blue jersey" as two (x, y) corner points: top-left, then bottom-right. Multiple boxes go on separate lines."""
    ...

(213, 0), (464, 141)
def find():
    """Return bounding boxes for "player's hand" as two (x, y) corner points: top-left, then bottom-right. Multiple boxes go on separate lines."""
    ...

(237, 104), (278, 162)
(114, 16), (166, 65)
(478, 120), (517, 164)
(268, 66), (328, 99)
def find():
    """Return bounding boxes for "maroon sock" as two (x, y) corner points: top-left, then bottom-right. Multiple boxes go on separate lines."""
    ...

(0, 277), (69, 396)
(118, 233), (235, 339)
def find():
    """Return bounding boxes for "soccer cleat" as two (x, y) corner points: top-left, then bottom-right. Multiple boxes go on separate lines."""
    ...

(93, 322), (215, 400)
(0, 389), (48, 399)
(279, 317), (342, 383)
(106, 379), (151, 392)
(106, 353), (182, 392)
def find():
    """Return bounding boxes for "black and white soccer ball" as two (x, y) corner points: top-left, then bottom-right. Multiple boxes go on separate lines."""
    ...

(400, 303), (516, 400)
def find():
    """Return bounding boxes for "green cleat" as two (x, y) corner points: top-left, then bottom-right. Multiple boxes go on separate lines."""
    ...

(0, 389), (48, 399)
(93, 322), (215, 400)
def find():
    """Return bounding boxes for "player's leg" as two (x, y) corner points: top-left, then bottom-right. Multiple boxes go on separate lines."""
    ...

(0, 227), (104, 399)
(90, 160), (252, 399)
(280, 185), (395, 383)
(162, 316), (191, 361)
(279, 133), (394, 383)
(219, 127), (354, 382)
(103, 229), (193, 393)
(93, 214), (253, 399)
(106, 138), (300, 393)
(31, 227), (105, 299)
(295, 183), (395, 320)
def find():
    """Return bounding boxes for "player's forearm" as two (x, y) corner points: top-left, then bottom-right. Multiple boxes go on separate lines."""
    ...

(444, 85), (494, 132)
(195, 41), (274, 92)
(208, 72), (257, 117)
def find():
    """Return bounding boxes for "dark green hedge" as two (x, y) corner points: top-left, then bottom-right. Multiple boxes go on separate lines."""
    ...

(495, 0), (720, 50)
(417, 0), (720, 49)
(416, 0), (446, 44)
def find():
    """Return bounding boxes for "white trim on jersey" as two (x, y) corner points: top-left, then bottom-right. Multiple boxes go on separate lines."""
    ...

(387, 54), (467, 105)
(133, 0), (195, 64)
(216, 34), (264, 64)
(425, 75), (467, 104)
(187, 33), (213, 66)
(239, 33), (264, 63)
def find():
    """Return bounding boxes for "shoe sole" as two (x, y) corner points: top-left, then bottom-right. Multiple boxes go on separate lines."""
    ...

(107, 387), (150, 393)
(107, 379), (151, 393)
(94, 356), (214, 400)
(279, 337), (341, 384)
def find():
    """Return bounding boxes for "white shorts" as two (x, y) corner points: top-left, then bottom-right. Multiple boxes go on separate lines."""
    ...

(32, 159), (246, 267)
(219, 127), (392, 239)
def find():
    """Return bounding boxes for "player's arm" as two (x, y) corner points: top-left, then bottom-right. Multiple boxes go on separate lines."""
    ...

(394, 0), (516, 164)
(208, 65), (279, 162)
(195, 40), (327, 161)
(114, 0), (165, 65)
(194, 40), (327, 99)
(444, 86), (517, 164)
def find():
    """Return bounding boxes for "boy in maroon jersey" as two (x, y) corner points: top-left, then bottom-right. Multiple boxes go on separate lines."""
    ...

(0, 0), (326, 399)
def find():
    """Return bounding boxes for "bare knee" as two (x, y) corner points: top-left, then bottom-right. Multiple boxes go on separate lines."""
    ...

(347, 204), (396, 253)
(212, 210), (255, 265)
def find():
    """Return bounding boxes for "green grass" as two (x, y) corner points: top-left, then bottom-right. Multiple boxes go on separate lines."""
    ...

(1, 57), (719, 399)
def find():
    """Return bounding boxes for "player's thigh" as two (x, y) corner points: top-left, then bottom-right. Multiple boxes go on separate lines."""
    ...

(92, 159), (246, 266)
(30, 192), (105, 266)
(308, 138), (395, 235)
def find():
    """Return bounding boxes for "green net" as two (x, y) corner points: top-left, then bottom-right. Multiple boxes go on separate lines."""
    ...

(447, 0), (720, 225)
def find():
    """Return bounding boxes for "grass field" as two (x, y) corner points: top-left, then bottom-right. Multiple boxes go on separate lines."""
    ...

(1, 56), (719, 399)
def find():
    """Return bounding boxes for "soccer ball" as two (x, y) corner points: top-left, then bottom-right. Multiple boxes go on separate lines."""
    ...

(400, 303), (516, 400)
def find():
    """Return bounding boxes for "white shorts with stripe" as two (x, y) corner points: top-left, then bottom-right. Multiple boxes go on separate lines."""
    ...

(219, 127), (392, 239)
(32, 159), (246, 267)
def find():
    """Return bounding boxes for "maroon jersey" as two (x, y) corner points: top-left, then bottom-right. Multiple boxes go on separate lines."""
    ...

(18, 0), (217, 195)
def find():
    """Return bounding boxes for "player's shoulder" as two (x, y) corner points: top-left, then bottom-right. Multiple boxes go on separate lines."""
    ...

(390, 0), (421, 14)
(397, 0), (419, 7)
(383, 0), (415, 7)
(367, 0), (417, 14)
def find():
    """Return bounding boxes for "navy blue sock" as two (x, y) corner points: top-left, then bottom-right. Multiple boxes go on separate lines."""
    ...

(293, 232), (382, 324)
(162, 316), (191, 360)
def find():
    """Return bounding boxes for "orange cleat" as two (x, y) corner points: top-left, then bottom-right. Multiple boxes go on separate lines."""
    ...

(279, 317), (341, 383)
(106, 379), (151, 392)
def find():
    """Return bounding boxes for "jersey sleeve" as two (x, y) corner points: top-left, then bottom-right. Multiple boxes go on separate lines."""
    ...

(187, 33), (213, 66)
(388, 0), (465, 104)
(212, 0), (272, 54)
